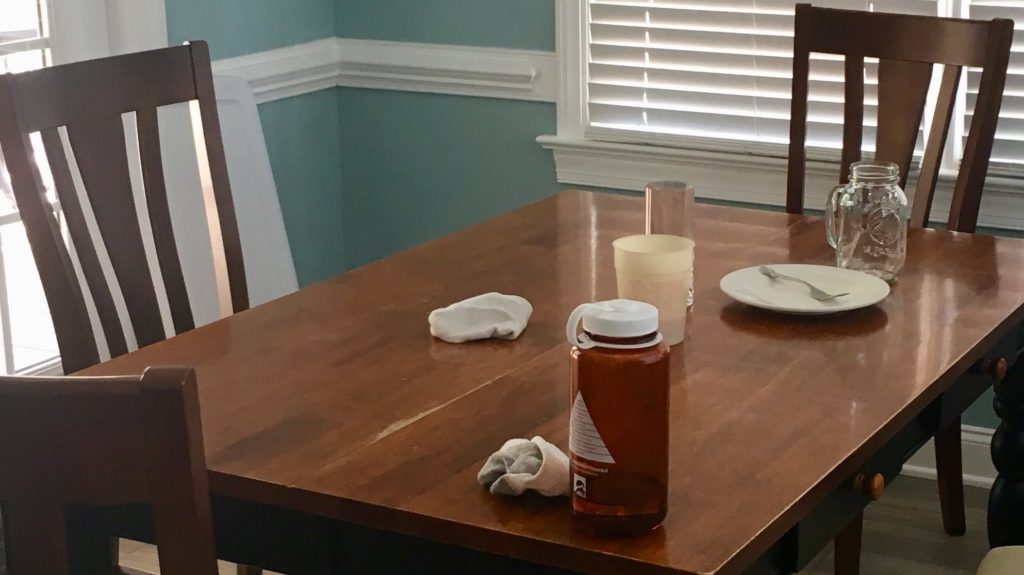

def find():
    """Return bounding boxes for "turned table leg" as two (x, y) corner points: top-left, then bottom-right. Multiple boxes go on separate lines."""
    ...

(989, 364), (1024, 547)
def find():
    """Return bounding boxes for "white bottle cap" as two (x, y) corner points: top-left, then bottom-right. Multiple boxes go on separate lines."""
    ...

(566, 300), (661, 349)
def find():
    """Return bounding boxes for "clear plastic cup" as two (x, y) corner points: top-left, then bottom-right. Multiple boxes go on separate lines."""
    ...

(646, 181), (696, 306)
(613, 234), (695, 346)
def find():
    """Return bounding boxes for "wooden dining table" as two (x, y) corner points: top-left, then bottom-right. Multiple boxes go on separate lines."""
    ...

(78, 190), (1024, 575)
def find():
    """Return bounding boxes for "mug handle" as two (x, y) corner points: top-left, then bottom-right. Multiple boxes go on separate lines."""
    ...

(825, 185), (846, 249)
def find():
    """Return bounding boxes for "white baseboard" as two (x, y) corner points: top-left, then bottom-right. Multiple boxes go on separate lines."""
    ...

(901, 425), (997, 488)
(212, 38), (558, 105)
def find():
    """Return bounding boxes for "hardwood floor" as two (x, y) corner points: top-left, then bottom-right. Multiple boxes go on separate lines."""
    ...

(800, 476), (990, 574)
(117, 539), (282, 575)
(115, 477), (986, 575)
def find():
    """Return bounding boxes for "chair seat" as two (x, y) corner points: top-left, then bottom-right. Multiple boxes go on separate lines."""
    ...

(978, 546), (1024, 575)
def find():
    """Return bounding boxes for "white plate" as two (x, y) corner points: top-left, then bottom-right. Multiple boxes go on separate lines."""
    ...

(719, 264), (891, 315)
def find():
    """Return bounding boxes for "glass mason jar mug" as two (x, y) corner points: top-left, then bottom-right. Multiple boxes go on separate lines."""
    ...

(826, 161), (908, 282)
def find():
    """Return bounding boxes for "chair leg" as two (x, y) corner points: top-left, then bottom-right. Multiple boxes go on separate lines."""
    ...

(237, 565), (262, 575)
(834, 512), (864, 575)
(935, 417), (967, 536)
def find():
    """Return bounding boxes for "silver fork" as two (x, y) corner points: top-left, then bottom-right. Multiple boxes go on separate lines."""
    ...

(758, 266), (849, 301)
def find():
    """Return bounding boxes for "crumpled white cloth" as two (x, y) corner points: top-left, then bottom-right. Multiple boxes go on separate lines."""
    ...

(477, 436), (570, 497)
(428, 293), (533, 343)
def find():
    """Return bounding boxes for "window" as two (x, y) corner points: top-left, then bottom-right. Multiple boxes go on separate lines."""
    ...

(0, 0), (168, 374)
(585, 0), (939, 157)
(542, 0), (1024, 205)
(0, 0), (59, 375)
(0, 0), (49, 73)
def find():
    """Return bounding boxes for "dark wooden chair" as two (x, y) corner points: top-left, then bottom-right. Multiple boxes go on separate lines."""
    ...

(786, 5), (1013, 574)
(0, 42), (258, 574)
(0, 41), (249, 375)
(0, 367), (218, 575)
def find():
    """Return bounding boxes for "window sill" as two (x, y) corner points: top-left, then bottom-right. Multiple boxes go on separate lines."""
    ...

(537, 135), (1024, 231)
(18, 356), (63, 376)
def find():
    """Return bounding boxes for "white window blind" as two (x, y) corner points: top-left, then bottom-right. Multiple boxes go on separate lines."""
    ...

(966, 1), (1024, 172)
(586, 0), (943, 154)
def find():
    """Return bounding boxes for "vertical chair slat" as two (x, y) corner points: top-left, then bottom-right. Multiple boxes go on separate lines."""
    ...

(949, 20), (1015, 233)
(40, 128), (129, 358)
(840, 54), (865, 182)
(875, 59), (933, 191)
(912, 65), (961, 228)
(137, 107), (195, 335)
(786, 4), (812, 214)
(66, 114), (166, 348)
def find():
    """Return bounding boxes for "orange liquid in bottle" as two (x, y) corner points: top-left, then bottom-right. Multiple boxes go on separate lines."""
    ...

(570, 331), (670, 537)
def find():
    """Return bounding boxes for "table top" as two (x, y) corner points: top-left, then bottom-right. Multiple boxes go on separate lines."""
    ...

(82, 190), (1024, 575)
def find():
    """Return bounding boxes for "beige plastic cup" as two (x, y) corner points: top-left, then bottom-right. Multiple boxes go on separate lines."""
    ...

(613, 234), (695, 346)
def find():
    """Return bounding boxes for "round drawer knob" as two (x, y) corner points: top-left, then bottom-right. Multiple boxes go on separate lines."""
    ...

(974, 357), (1009, 382)
(853, 472), (885, 501)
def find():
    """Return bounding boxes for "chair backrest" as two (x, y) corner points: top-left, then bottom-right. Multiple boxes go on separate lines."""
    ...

(0, 42), (249, 373)
(786, 4), (1014, 233)
(0, 367), (217, 575)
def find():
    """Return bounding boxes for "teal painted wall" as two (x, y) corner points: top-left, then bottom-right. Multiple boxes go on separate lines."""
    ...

(167, 0), (336, 60)
(334, 0), (555, 51)
(965, 394), (998, 429)
(333, 0), (559, 269)
(259, 93), (344, 283)
(338, 89), (559, 268)
(166, 0), (345, 284)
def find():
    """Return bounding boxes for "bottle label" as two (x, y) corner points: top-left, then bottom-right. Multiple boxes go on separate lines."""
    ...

(570, 391), (616, 464)
(573, 473), (587, 498)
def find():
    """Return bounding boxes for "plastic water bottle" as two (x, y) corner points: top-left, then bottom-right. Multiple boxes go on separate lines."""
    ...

(566, 299), (670, 536)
